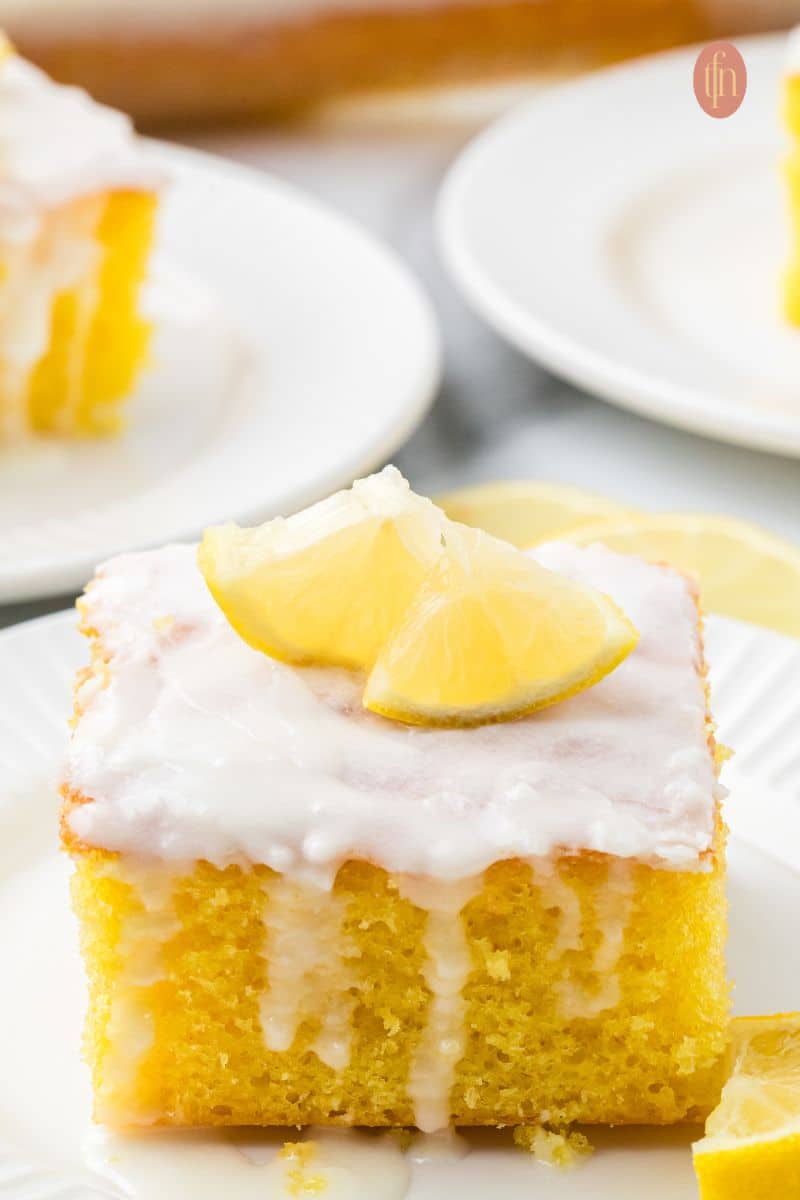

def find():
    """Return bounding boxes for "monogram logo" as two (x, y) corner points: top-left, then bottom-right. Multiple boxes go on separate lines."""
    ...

(694, 42), (747, 118)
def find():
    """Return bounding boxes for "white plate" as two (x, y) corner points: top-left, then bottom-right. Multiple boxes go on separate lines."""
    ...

(1, 142), (440, 605)
(1, 610), (799, 1197)
(438, 35), (800, 457)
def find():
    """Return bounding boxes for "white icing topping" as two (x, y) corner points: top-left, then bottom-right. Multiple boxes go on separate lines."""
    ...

(0, 195), (103, 435)
(94, 861), (180, 1125)
(536, 859), (582, 957)
(65, 541), (720, 877)
(556, 859), (634, 1019)
(85, 1126), (412, 1200)
(260, 875), (358, 1070)
(397, 876), (478, 1133)
(406, 1130), (469, 1162)
(0, 55), (162, 224)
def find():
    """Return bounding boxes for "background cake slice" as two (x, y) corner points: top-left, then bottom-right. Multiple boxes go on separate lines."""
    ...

(0, 38), (162, 436)
(61, 507), (729, 1131)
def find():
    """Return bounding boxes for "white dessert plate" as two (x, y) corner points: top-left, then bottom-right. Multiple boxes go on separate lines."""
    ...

(0, 142), (440, 606)
(438, 35), (800, 457)
(1, 609), (799, 1198)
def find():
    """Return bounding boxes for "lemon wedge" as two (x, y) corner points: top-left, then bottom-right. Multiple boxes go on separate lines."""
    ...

(561, 514), (800, 638)
(363, 525), (638, 727)
(198, 466), (445, 670)
(200, 468), (638, 727)
(693, 1014), (800, 1200)
(436, 480), (634, 548)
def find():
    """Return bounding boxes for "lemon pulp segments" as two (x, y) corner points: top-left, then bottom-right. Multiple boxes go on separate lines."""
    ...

(198, 466), (445, 670)
(363, 525), (638, 726)
(200, 469), (639, 727)
(694, 1014), (800, 1200)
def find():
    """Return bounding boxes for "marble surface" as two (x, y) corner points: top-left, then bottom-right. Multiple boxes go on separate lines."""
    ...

(4, 86), (800, 628)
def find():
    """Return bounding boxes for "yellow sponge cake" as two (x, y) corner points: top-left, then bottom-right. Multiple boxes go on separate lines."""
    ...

(61, 475), (729, 1131)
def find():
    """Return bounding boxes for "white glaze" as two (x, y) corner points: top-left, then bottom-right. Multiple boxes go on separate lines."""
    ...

(556, 859), (635, 1020)
(0, 196), (102, 434)
(65, 540), (719, 877)
(94, 861), (181, 1125)
(85, 1126), (411, 1199)
(260, 874), (358, 1070)
(0, 55), (162, 222)
(397, 877), (479, 1133)
(406, 1129), (470, 1162)
(535, 859), (583, 957)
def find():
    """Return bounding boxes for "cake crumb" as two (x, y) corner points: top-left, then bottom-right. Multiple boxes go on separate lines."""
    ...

(279, 1141), (327, 1195)
(513, 1124), (594, 1169)
(474, 937), (512, 981)
(675, 1035), (702, 1075)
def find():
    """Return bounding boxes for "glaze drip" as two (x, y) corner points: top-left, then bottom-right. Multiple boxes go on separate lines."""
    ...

(260, 875), (358, 1071)
(95, 862), (180, 1124)
(398, 876), (479, 1133)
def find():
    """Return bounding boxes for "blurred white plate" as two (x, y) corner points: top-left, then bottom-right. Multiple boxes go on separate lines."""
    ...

(0, 142), (440, 604)
(1, 609), (798, 1197)
(438, 35), (800, 457)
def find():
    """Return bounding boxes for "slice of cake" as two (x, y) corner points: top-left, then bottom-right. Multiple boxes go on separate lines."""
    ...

(0, 37), (162, 436)
(61, 471), (729, 1131)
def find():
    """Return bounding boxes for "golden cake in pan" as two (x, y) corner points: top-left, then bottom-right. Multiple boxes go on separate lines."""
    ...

(6, 0), (798, 126)
(61, 479), (729, 1132)
(0, 39), (161, 436)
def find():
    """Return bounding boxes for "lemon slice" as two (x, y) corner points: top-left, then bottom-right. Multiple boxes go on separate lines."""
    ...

(693, 1014), (800, 1199)
(198, 466), (445, 670)
(562, 514), (800, 638)
(436, 480), (634, 548)
(363, 526), (638, 727)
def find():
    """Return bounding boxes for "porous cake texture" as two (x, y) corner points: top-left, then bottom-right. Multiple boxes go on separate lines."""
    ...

(0, 48), (160, 436)
(62, 542), (729, 1131)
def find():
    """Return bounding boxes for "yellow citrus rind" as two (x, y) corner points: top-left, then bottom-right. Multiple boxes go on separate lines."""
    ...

(199, 466), (445, 671)
(363, 524), (638, 727)
(199, 469), (639, 728)
(693, 1013), (800, 1200)
(563, 513), (800, 638)
(436, 479), (634, 549)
